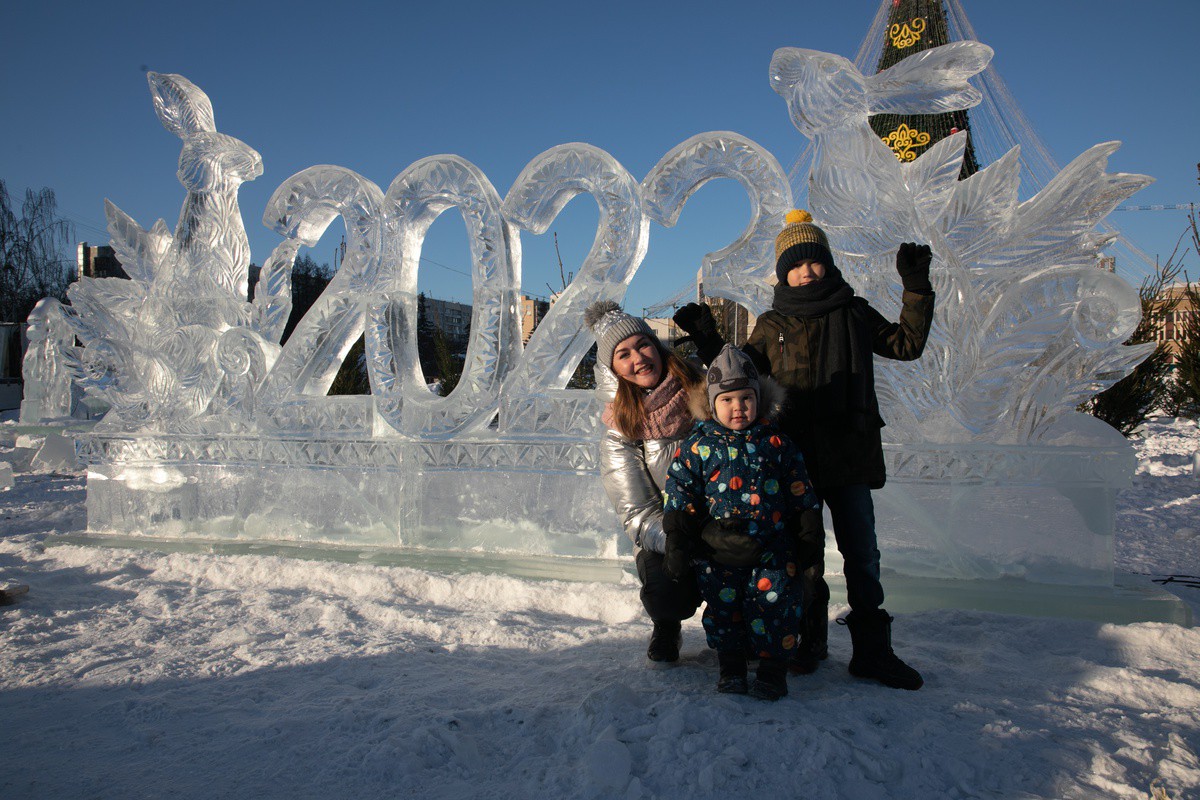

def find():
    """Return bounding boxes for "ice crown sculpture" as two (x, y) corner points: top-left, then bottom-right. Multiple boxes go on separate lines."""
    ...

(57, 44), (1154, 585)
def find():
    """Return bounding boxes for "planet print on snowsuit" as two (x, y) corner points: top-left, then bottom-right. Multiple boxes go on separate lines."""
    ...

(665, 417), (819, 659)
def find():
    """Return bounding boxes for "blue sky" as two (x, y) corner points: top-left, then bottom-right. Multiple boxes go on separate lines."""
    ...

(3, 0), (1198, 313)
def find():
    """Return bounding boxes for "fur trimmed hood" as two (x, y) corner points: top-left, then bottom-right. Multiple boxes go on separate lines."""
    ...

(687, 372), (788, 424)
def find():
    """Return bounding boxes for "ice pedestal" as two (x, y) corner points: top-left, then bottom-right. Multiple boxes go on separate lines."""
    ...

(873, 442), (1132, 587)
(79, 428), (1125, 584)
(78, 421), (624, 563)
(76, 423), (1192, 622)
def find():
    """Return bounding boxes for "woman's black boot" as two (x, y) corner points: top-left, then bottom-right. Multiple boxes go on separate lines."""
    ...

(647, 620), (682, 663)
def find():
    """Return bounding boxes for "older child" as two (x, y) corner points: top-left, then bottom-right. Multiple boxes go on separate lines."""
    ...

(663, 345), (821, 700)
(673, 210), (933, 691)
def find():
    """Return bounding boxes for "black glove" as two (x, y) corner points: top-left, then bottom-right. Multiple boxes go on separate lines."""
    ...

(672, 302), (725, 364)
(664, 531), (692, 581)
(895, 242), (933, 294)
(786, 506), (825, 569)
(701, 517), (761, 567)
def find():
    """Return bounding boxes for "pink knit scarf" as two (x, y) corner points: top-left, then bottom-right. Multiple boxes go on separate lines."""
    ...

(602, 373), (695, 441)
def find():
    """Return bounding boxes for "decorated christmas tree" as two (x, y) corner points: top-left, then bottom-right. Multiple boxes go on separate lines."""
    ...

(868, 0), (980, 178)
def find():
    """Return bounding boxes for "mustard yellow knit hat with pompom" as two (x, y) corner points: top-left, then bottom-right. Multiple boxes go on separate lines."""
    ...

(774, 209), (835, 283)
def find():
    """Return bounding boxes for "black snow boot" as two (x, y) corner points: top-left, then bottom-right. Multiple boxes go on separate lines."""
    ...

(790, 578), (830, 675)
(749, 657), (789, 701)
(716, 650), (748, 694)
(647, 620), (682, 663)
(840, 609), (923, 690)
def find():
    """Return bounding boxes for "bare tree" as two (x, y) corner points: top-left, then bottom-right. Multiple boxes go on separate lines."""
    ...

(548, 232), (595, 390)
(0, 179), (74, 323)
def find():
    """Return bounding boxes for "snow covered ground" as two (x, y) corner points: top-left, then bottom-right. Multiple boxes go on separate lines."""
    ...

(1, 417), (1197, 799)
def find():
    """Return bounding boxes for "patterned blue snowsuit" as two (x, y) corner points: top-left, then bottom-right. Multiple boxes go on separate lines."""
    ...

(665, 419), (819, 658)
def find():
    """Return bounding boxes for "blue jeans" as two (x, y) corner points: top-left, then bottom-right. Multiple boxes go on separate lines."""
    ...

(813, 483), (884, 612)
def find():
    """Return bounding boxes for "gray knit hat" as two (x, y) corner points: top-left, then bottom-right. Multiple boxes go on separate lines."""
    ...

(585, 300), (656, 369)
(706, 344), (759, 411)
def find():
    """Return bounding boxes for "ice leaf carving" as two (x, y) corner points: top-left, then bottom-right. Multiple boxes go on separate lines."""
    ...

(104, 200), (171, 283)
(904, 131), (967, 229)
(937, 146), (1021, 262)
(996, 143), (1154, 267)
(253, 239), (302, 345)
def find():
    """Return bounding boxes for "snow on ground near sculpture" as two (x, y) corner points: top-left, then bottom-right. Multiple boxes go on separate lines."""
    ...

(0, 416), (1197, 799)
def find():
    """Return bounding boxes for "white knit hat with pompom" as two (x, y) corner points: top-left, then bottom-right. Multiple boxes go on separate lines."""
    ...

(585, 300), (656, 369)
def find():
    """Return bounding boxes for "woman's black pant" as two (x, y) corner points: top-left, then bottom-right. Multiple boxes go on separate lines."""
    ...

(635, 549), (701, 623)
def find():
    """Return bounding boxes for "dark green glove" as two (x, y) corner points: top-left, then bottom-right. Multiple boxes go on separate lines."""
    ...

(672, 302), (725, 364)
(895, 242), (933, 294)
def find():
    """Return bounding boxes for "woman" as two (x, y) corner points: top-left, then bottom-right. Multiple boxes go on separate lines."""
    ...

(586, 300), (703, 663)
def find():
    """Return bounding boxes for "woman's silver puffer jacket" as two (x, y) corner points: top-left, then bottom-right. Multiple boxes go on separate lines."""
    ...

(595, 364), (687, 555)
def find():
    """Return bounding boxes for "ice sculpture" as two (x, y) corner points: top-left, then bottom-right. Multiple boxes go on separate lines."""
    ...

(65, 42), (1154, 589)
(19, 297), (76, 422)
(64, 72), (263, 429)
(769, 44), (1152, 445)
(769, 44), (1152, 582)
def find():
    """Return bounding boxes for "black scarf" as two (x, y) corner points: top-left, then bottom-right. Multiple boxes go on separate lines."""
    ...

(772, 266), (874, 433)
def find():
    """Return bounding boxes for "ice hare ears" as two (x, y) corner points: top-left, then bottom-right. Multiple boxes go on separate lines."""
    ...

(864, 41), (993, 116)
(147, 72), (217, 138)
(769, 42), (993, 136)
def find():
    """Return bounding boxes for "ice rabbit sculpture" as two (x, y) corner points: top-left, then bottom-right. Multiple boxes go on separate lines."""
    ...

(68, 43), (1150, 585)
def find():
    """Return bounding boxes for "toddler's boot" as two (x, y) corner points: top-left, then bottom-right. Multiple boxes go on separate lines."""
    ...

(841, 609), (923, 690)
(716, 650), (749, 694)
(749, 657), (789, 701)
